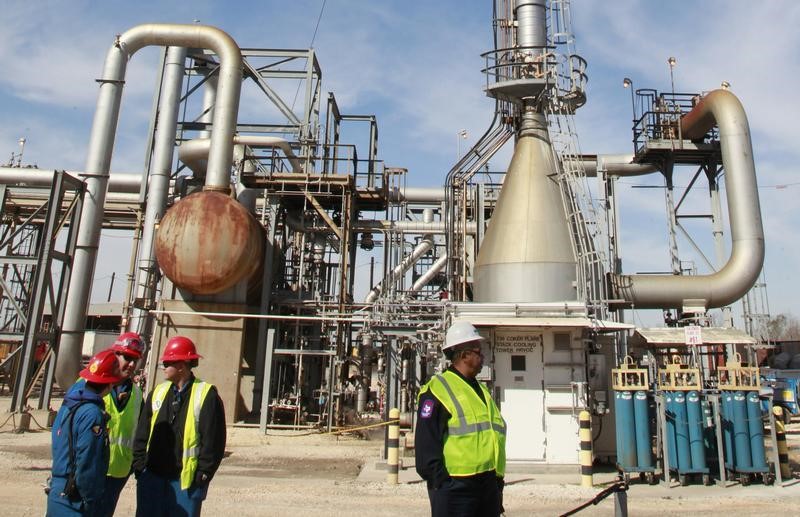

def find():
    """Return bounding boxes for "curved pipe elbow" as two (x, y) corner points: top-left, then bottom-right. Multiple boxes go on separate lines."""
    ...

(118, 24), (243, 192)
(610, 89), (765, 310)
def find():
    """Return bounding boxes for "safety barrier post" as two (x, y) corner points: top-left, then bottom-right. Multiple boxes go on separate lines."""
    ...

(387, 407), (400, 484)
(774, 406), (791, 480)
(579, 410), (593, 487)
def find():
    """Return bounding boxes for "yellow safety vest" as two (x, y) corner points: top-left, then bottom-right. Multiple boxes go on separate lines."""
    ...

(419, 370), (507, 477)
(104, 383), (143, 478)
(148, 379), (213, 489)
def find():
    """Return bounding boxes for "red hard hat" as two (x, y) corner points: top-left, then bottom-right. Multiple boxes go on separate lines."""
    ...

(160, 336), (202, 362)
(110, 331), (144, 359)
(80, 349), (124, 384)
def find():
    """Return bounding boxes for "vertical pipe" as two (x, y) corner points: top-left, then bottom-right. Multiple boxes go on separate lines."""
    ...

(515, 0), (547, 48)
(56, 24), (243, 390)
(130, 46), (188, 336)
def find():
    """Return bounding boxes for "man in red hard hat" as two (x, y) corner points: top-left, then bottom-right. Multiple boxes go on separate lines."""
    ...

(97, 332), (145, 516)
(47, 349), (123, 516)
(132, 335), (226, 517)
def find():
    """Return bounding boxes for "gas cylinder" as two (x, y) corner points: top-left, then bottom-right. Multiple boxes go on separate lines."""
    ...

(614, 390), (636, 469)
(686, 391), (706, 471)
(732, 391), (752, 469)
(673, 391), (691, 471)
(633, 391), (653, 469)
(746, 391), (767, 470)
(665, 392), (677, 469)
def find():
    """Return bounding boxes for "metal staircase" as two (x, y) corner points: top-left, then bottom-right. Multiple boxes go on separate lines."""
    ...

(544, 0), (611, 319)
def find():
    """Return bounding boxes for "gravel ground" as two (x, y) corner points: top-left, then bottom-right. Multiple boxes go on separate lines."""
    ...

(2, 418), (800, 516)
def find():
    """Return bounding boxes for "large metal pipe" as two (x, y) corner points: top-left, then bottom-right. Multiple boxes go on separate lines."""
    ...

(365, 235), (434, 303)
(580, 155), (659, 177)
(57, 24), (242, 390)
(0, 168), (147, 193)
(129, 46), (187, 335)
(409, 253), (448, 294)
(515, 0), (547, 48)
(179, 136), (303, 175)
(609, 89), (764, 309)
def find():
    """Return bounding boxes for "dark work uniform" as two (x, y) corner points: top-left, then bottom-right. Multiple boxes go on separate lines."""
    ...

(415, 367), (503, 517)
(132, 375), (226, 517)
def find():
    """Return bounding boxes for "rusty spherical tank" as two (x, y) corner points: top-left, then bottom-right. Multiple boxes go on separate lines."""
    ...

(155, 191), (263, 294)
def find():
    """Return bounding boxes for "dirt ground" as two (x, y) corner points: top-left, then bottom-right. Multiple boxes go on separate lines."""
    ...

(2, 412), (800, 516)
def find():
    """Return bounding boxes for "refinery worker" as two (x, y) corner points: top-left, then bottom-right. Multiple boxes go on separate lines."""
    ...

(132, 336), (226, 517)
(415, 321), (506, 517)
(47, 349), (123, 516)
(98, 332), (145, 516)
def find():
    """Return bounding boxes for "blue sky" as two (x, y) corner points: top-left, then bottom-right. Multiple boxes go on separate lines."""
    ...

(1, 1), (797, 327)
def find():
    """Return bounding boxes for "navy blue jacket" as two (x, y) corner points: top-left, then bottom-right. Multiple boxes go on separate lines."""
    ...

(50, 381), (110, 505)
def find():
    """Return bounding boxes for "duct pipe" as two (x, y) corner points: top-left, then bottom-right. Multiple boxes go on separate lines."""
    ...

(57, 24), (242, 390)
(609, 89), (764, 309)
(388, 187), (447, 203)
(515, 0), (547, 48)
(129, 46), (188, 336)
(365, 237), (434, 303)
(408, 253), (448, 294)
(198, 62), (218, 140)
(579, 155), (659, 178)
(179, 136), (303, 175)
(366, 210), (435, 303)
(0, 168), (148, 193)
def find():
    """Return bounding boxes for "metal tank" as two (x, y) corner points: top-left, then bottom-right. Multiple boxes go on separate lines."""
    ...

(155, 191), (263, 294)
(474, 109), (577, 302)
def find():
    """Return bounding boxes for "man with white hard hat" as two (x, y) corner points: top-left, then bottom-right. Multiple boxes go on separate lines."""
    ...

(415, 320), (507, 517)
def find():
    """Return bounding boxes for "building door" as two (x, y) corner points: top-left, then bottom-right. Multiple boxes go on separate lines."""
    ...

(492, 328), (545, 461)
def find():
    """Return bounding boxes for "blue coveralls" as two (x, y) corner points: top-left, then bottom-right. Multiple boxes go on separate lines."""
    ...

(47, 382), (110, 516)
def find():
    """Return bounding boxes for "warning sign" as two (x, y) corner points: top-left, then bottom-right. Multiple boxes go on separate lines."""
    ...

(494, 330), (543, 353)
(684, 325), (703, 345)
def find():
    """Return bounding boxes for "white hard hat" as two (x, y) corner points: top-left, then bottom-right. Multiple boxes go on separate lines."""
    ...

(443, 321), (485, 351)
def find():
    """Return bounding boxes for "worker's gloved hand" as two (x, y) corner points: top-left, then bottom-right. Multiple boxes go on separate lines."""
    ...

(194, 471), (210, 487)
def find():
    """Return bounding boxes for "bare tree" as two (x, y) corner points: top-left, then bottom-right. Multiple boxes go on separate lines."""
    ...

(768, 313), (800, 340)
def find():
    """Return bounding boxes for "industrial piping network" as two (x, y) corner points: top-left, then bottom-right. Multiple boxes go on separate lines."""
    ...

(0, 2), (769, 453)
(55, 24), (243, 391)
(608, 89), (765, 310)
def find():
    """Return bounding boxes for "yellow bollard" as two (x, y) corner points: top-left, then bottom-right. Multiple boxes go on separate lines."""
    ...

(774, 406), (791, 480)
(579, 410), (593, 487)
(387, 408), (400, 484)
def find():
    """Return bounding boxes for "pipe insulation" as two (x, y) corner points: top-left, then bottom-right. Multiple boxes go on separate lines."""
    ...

(179, 135), (303, 175)
(56, 24), (243, 390)
(129, 46), (188, 336)
(609, 89), (765, 309)
(364, 235), (434, 303)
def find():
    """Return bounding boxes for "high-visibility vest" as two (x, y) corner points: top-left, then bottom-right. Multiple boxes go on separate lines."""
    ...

(419, 370), (507, 477)
(148, 379), (213, 489)
(104, 383), (143, 478)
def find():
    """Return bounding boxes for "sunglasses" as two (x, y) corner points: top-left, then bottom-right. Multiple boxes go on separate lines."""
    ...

(115, 351), (138, 362)
(162, 361), (181, 369)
